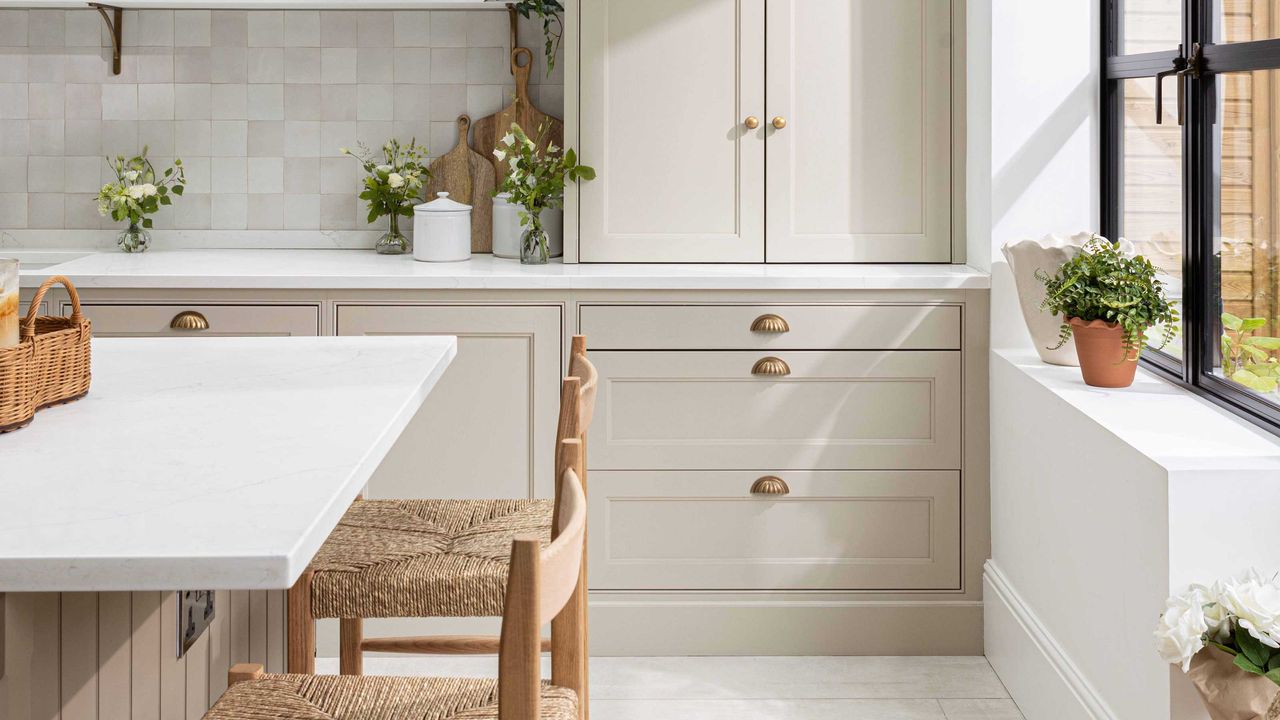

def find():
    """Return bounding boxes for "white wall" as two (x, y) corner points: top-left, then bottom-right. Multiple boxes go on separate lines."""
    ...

(967, 0), (1100, 350)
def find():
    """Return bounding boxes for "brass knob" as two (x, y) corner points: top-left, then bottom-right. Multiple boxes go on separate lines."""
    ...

(751, 357), (791, 376)
(750, 314), (790, 334)
(744, 116), (760, 130)
(751, 476), (790, 496)
(170, 310), (209, 331)
(772, 116), (787, 130)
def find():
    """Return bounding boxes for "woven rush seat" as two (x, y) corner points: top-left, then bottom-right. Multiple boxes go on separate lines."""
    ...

(309, 498), (555, 619)
(206, 674), (578, 720)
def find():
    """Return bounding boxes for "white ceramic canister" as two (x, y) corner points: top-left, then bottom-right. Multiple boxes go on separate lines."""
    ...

(492, 193), (564, 259)
(413, 192), (472, 263)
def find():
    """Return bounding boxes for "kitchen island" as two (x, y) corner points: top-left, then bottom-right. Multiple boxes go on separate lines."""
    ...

(0, 335), (456, 719)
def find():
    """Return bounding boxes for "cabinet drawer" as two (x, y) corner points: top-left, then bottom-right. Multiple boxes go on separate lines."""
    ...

(579, 304), (960, 350)
(591, 351), (962, 470)
(73, 304), (320, 337)
(589, 470), (961, 591)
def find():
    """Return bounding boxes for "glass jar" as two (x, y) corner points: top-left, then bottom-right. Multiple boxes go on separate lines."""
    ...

(0, 257), (18, 348)
(118, 222), (151, 253)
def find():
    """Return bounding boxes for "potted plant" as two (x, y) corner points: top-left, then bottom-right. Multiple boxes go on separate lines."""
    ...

(1157, 570), (1280, 719)
(96, 148), (186, 253)
(341, 139), (430, 255)
(494, 122), (595, 265)
(1037, 234), (1178, 388)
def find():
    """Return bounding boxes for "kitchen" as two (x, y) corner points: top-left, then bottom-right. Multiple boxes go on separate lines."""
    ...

(4, 2), (1279, 719)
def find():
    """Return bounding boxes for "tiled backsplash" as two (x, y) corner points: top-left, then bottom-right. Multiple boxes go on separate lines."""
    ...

(0, 7), (563, 248)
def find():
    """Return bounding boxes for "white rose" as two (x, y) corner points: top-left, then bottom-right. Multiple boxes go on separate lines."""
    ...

(387, 173), (405, 189)
(1197, 582), (1234, 644)
(1155, 587), (1210, 672)
(1221, 570), (1280, 648)
(127, 183), (157, 200)
(376, 164), (393, 174)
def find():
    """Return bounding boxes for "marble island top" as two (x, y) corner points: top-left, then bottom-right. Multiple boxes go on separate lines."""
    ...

(0, 335), (456, 592)
(16, 249), (991, 290)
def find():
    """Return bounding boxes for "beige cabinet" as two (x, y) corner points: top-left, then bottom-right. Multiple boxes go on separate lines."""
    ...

(589, 470), (961, 590)
(336, 304), (562, 500)
(574, 0), (952, 263)
(765, 0), (952, 262)
(590, 349), (962, 470)
(71, 303), (320, 337)
(577, 0), (765, 262)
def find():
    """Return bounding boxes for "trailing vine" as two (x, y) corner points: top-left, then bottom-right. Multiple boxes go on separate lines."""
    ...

(511, 0), (565, 75)
(1036, 234), (1179, 357)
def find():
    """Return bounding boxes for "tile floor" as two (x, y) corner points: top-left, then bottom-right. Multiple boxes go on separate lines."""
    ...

(315, 656), (1024, 720)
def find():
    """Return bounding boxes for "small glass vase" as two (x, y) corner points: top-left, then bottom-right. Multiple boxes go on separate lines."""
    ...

(520, 217), (550, 265)
(118, 222), (151, 253)
(376, 214), (411, 255)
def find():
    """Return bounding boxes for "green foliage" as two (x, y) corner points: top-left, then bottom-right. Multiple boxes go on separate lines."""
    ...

(511, 0), (565, 75)
(1230, 628), (1280, 685)
(1037, 234), (1179, 358)
(1221, 312), (1280, 393)
(495, 122), (595, 229)
(95, 148), (186, 229)
(341, 139), (429, 224)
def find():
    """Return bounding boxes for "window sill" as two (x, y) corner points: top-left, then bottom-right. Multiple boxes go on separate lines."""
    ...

(992, 348), (1280, 473)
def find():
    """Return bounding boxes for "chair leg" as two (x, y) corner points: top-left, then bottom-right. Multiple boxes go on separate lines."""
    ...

(340, 618), (364, 675)
(287, 570), (315, 674)
(551, 572), (587, 720)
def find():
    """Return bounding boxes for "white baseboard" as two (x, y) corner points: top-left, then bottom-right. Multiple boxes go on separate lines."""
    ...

(319, 595), (985, 657)
(984, 560), (1118, 720)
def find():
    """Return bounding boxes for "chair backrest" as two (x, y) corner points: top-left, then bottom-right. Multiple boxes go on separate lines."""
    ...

(498, 438), (587, 720)
(569, 335), (598, 434)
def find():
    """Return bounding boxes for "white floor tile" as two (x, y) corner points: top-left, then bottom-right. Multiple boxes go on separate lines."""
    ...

(939, 699), (1026, 720)
(590, 699), (948, 720)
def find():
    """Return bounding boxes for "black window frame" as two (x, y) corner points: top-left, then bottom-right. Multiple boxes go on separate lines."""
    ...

(1102, 0), (1280, 434)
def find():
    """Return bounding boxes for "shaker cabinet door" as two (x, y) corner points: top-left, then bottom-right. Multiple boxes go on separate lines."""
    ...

(765, 0), (952, 262)
(578, 0), (765, 262)
(336, 304), (562, 501)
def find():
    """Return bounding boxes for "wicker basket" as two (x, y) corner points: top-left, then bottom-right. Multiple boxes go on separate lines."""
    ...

(0, 275), (92, 433)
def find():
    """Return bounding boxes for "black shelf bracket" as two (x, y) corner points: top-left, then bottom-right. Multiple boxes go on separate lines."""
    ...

(88, 3), (123, 76)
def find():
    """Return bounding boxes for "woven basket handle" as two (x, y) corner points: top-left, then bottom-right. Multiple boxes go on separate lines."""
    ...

(21, 275), (82, 340)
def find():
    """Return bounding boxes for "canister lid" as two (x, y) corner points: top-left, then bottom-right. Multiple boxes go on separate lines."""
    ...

(415, 192), (471, 214)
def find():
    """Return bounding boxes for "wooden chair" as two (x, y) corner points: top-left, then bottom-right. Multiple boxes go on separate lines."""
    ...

(208, 439), (589, 720)
(286, 337), (597, 713)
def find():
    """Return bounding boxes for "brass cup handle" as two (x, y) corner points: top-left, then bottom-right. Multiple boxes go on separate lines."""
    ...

(170, 310), (210, 331)
(751, 356), (791, 376)
(744, 116), (760, 130)
(772, 116), (787, 130)
(751, 476), (790, 496)
(750, 314), (790, 334)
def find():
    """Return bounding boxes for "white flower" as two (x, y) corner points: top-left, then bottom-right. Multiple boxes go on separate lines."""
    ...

(501, 132), (515, 147)
(1220, 570), (1280, 648)
(127, 183), (157, 200)
(124, 170), (139, 182)
(339, 147), (350, 155)
(493, 149), (506, 161)
(1155, 586), (1210, 672)
(387, 173), (405, 189)
(375, 164), (393, 174)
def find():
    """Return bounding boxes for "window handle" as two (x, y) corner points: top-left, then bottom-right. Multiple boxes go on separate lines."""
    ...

(1155, 47), (1187, 125)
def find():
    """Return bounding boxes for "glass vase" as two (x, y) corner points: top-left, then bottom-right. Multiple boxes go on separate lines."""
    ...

(520, 216), (550, 265)
(376, 213), (411, 255)
(117, 222), (151, 253)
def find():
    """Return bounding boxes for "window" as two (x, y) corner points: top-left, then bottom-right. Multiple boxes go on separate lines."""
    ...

(1103, 0), (1280, 430)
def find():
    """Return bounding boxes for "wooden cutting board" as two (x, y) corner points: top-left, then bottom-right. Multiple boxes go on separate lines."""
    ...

(471, 47), (565, 188)
(426, 115), (496, 253)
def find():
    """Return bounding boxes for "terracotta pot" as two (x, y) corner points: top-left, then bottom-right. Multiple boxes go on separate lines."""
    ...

(1069, 317), (1139, 388)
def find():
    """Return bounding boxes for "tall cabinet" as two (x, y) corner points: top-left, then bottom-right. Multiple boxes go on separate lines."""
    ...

(574, 0), (954, 263)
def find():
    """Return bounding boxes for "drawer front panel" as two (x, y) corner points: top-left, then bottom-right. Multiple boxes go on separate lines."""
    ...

(589, 470), (961, 590)
(592, 351), (962, 470)
(579, 304), (961, 350)
(74, 304), (320, 337)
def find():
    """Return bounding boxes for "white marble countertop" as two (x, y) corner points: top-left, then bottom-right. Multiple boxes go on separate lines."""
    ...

(15, 249), (991, 291)
(0, 335), (456, 592)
